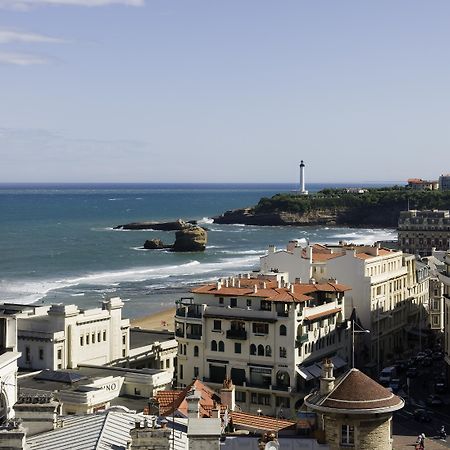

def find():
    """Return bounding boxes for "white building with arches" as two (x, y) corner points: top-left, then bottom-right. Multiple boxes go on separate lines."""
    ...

(175, 273), (350, 417)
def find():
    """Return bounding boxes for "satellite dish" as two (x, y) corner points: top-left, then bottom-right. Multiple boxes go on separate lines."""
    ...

(264, 441), (280, 450)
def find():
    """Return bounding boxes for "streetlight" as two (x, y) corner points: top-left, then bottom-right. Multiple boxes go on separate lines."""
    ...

(352, 319), (370, 368)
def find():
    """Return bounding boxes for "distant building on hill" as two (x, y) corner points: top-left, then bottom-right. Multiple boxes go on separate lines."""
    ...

(407, 178), (439, 190)
(398, 210), (450, 256)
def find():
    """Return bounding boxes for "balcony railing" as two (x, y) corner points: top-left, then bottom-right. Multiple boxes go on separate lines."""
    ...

(296, 334), (309, 347)
(186, 310), (202, 319)
(186, 333), (202, 340)
(175, 308), (186, 317)
(271, 384), (290, 392)
(226, 329), (247, 340)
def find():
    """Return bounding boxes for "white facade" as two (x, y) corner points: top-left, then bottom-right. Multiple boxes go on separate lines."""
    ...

(175, 274), (350, 417)
(10, 297), (129, 370)
(261, 242), (430, 371)
(442, 252), (450, 379)
(0, 315), (21, 424)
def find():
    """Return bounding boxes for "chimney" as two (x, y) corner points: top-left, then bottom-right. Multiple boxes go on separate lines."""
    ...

(295, 277), (301, 284)
(320, 358), (335, 395)
(306, 245), (313, 261)
(129, 419), (170, 450)
(224, 279), (229, 288)
(253, 285), (258, 294)
(237, 279), (241, 288)
(290, 284), (294, 293)
(309, 278), (316, 285)
(268, 245), (276, 254)
(277, 279), (281, 289)
(216, 281), (221, 290)
(0, 420), (27, 449)
(230, 277), (235, 287)
(220, 377), (235, 412)
(186, 390), (201, 419)
(210, 402), (220, 418)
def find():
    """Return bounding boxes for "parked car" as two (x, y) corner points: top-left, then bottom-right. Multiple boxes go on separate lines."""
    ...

(432, 352), (444, 361)
(379, 366), (397, 386)
(395, 359), (408, 372)
(413, 408), (432, 423)
(421, 357), (433, 367)
(426, 394), (444, 406)
(424, 349), (433, 356)
(416, 352), (427, 361)
(407, 367), (419, 378)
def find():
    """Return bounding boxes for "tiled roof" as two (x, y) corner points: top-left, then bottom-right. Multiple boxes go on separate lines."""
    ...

(304, 307), (341, 321)
(319, 369), (404, 411)
(192, 281), (350, 303)
(230, 411), (297, 432)
(157, 379), (221, 418)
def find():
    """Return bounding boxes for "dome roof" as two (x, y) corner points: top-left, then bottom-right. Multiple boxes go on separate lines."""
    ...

(305, 368), (404, 413)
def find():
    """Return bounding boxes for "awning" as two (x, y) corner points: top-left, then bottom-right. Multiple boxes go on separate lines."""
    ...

(330, 355), (347, 370)
(296, 366), (314, 381)
(307, 364), (323, 378)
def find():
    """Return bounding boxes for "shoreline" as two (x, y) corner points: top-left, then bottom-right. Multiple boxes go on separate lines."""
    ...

(130, 307), (176, 331)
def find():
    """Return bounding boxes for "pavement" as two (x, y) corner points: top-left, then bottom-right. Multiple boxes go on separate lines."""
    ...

(393, 434), (448, 449)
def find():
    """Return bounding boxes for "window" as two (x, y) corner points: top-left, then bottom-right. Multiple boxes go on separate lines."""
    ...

(247, 299), (252, 307)
(134, 388), (141, 396)
(341, 425), (354, 446)
(25, 347), (30, 362)
(260, 300), (271, 311)
(39, 349), (44, 360)
(280, 325), (287, 336)
(103, 331), (107, 341)
(211, 340), (218, 351)
(166, 359), (170, 368)
(258, 344), (264, 356)
(280, 347), (287, 358)
(57, 364), (62, 369)
(86, 334), (90, 345)
(218, 341), (225, 352)
(57, 349), (62, 360)
(234, 343), (241, 354)
(250, 344), (256, 355)
(180, 364), (184, 379)
(194, 367), (199, 378)
(97, 332), (101, 343)
(213, 320), (221, 331)
(219, 297), (224, 305)
(230, 298), (237, 308)
(265, 345), (272, 357)
(80, 336), (84, 346)
(122, 349), (126, 357)
(194, 345), (199, 357)
(122, 335), (126, 345)
(92, 333), (96, 344)
(236, 391), (246, 403)
(253, 323), (269, 335)
(276, 397), (290, 408)
(251, 392), (258, 404)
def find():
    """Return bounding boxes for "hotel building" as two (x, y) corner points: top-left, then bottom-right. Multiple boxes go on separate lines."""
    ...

(175, 273), (350, 416)
(261, 242), (429, 372)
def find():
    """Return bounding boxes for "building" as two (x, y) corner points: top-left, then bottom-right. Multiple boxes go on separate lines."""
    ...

(260, 241), (430, 372)
(0, 314), (21, 423)
(109, 328), (177, 377)
(439, 174), (450, 190)
(398, 210), (450, 256)
(406, 178), (439, 190)
(442, 251), (450, 382)
(0, 298), (130, 370)
(304, 359), (404, 450)
(175, 273), (350, 416)
(18, 364), (172, 415)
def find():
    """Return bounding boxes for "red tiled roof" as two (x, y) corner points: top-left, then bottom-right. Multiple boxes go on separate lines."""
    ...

(304, 307), (341, 321)
(230, 411), (298, 432)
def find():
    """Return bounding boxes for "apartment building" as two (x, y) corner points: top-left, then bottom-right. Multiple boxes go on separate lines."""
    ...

(442, 251), (450, 380)
(439, 174), (450, 191)
(398, 210), (450, 256)
(175, 273), (350, 417)
(261, 242), (430, 372)
(407, 178), (439, 190)
(1, 298), (130, 370)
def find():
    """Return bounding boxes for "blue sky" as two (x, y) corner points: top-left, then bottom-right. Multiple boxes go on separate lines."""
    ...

(0, 0), (449, 183)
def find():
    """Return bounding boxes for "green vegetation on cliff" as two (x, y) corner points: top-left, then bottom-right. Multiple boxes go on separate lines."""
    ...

(254, 187), (450, 215)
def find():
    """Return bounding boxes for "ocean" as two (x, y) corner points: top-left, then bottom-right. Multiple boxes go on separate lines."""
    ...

(0, 183), (396, 319)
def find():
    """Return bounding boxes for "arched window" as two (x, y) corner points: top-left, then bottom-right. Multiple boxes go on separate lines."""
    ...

(280, 325), (287, 336)
(211, 340), (217, 351)
(194, 345), (199, 357)
(218, 341), (225, 352)
(276, 370), (290, 388)
(265, 345), (272, 357)
(250, 344), (256, 355)
(258, 344), (264, 356)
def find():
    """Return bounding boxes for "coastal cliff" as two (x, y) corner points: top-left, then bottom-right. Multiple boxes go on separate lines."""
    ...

(213, 188), (450, 228)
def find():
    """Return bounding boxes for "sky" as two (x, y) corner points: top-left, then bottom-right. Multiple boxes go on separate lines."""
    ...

(0, 0), (449, 184)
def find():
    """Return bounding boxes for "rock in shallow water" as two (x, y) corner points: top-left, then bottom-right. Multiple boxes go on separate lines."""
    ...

(172, 226), (207, 252)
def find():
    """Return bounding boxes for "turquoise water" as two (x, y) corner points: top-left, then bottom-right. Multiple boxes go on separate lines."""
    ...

(0, 183), (396, 318)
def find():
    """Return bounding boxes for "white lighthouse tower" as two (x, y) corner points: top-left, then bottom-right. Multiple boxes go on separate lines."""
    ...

(299, 160), (308, 195)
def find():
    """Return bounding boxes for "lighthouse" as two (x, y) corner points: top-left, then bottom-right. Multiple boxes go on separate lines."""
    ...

(299, 160), (308, 195)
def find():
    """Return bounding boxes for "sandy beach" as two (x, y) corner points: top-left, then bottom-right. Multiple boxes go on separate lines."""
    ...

(130, 307), (176, 331)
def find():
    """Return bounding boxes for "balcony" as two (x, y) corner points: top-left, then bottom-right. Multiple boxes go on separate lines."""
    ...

(175, 308), (186, 318)
(186, 333), (202, 340)
(186, 310), (202, 319)
(296, 334), (309, 347)
(226, 329), (247, 340)
(271, 384), (290, 392)
(175, 329), (184, 338)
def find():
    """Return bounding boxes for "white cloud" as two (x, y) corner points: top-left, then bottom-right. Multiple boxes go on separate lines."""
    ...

(0, 0), (144, 9)
(0, 29), (66, 44)
(0, 51), (49, 65)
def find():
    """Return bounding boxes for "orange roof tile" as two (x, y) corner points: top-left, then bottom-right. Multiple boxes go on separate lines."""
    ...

(304, 307), (341, 321)
(230, 411), (298, 432)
